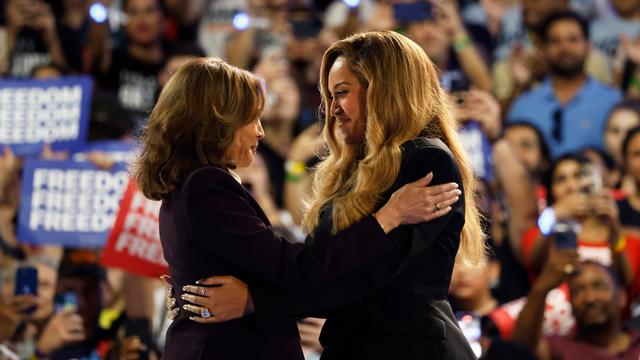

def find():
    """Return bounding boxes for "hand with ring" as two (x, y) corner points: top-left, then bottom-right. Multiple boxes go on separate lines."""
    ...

(533, 249), (580, 294)
(160, 276), (180, 320)
(375, 172), (462, 232)
(178, 276), (254, 324)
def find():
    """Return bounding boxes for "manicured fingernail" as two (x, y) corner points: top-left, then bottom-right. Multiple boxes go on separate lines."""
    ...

(182, 286), (187, 291)
(189, 316), (196, 321)
(181, 294), (187, 300)
(195, 279), (204, 285)
(454, 196), (459, 201)
(182, 305), (188, 310)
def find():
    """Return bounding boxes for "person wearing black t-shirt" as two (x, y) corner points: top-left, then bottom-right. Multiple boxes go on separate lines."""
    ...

(95, 0), (166, 128)
(4, 0), (68, 77)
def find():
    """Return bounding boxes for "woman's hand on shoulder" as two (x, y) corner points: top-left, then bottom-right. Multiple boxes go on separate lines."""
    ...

(374, 172), (461, 233)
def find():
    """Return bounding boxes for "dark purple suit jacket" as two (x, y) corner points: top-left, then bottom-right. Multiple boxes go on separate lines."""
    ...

(159, 166), (397, 359)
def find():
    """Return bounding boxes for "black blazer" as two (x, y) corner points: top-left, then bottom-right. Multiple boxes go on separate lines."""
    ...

(159, 166), (399, 359)
(251, 138), (477, 359)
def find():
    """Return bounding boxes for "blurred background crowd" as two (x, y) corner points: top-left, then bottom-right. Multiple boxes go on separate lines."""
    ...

(1, 0), (640, 358)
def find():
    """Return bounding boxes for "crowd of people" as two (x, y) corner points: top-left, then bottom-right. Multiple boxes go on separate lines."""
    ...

(1, 0), (640, 358)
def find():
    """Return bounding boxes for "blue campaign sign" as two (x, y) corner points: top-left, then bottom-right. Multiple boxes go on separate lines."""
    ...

(0, 76), (93, 155)
(17, 159), (129, 248)
(71, 140), (140, 164)
(458, 120), (494, 181)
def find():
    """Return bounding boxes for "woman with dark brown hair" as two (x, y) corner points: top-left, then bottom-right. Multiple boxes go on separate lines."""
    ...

(176, 32), (483, 359)
(135, 57), (460, 359)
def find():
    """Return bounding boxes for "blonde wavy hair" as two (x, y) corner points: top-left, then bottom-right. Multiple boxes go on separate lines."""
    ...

(302, 31), (484, 264)
(134, 58), (264, 200)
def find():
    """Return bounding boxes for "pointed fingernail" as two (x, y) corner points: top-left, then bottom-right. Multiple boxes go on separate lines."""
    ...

(182, 286), (187, 291)
(181, 294), (186, 300)
(182, 305), (188, 310)
(195, 279), (204, 285)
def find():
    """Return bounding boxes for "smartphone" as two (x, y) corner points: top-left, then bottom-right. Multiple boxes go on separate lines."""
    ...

(14, 266), (38, 313)
(448, 78), (468, 106)
(456, 312), (482, 358)
(393, 2), (433, 23)
(124, 318), (151, 360)
(54, 292), (78, 313)
(554, 223), (577, 250)
(579, 163), (602, 195)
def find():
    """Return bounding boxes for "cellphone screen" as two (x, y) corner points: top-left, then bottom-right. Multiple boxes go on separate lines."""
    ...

(14, 266), (37, 296)
(15, 266), (38, 314)
(555, 224), (577, 249)
(54, 292), (78, 313)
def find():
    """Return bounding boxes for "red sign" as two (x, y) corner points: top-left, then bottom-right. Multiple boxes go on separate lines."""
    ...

(101, 180), (168, 277)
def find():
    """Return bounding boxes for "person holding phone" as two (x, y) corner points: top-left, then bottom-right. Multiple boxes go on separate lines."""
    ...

(135, 53), (464, 359)
(529, 153), (632, 286)
(3, 0), (68, 77)
(170, 31), (484, 359)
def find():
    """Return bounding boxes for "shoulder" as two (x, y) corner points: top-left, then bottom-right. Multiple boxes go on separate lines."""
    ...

(182, 166), (244, 197)
(399, 138), (460, 183)
(586, 78), (622, 100)
(514, 85), (547, 104)
(401, 138), (455, 163)
(508, 87), (547, 118)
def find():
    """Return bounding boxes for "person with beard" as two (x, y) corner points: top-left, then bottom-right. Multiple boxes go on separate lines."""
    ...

(507, 11), (622, 159)
(513, 257), (640, 359)
(491, 0), (612, 105)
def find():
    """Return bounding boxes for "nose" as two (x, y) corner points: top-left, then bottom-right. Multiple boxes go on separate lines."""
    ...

(256, 120), (265, 140)
(330, 98), (342, 117)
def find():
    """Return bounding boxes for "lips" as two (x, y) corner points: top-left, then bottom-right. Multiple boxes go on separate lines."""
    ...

(336, 117), (351, 126)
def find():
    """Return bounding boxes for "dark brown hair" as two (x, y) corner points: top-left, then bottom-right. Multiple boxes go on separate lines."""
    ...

(134, 57), (264, 200)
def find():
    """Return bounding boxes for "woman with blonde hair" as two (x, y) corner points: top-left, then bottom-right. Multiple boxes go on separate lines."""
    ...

(177, 32), (483, 359)
(138, 57), (461, 359)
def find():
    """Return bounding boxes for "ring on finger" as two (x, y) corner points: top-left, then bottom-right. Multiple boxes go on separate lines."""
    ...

(201, 307), (211, 318)
(563, 263), (575, 275)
